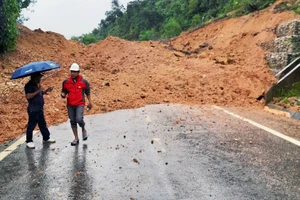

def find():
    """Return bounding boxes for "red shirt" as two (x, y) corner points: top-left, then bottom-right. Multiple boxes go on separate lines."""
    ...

(62, 75), (90, 106)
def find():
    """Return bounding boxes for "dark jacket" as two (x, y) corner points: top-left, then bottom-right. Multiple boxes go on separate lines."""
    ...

(24, 80), (44, 112)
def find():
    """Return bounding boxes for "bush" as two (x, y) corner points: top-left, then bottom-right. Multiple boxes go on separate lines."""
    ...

(234, 0), (276, 16)
(71, 34), (97, 45)
(191, 14), (201, 27)
(291, 1), (300, 14)
(162, 18), (182, 38)
(276, 82), (300, 98)
(139, 29), (158, 41)
(0, 0), (20, 53)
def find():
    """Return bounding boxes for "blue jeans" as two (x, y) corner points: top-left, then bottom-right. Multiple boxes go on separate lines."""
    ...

(67, 106), (85, 129)
(26, 110), (50, 143)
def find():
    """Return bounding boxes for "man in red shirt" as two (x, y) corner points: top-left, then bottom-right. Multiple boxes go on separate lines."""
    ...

(61, 63), (92, 146)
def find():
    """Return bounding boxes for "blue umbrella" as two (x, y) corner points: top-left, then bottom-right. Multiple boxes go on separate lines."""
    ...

(10, 61), (60, 79)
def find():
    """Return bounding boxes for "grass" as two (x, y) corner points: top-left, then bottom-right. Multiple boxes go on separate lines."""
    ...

(276, 82), (300, 98)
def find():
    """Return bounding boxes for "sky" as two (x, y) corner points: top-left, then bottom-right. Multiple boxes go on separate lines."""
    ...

(22, 0), (132, 39)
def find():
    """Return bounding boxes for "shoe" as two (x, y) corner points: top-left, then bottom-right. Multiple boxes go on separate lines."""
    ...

(82, 132), (88, 141)
(71, 139), (79, 146)
(43, 138), (56, 143)
(26, 142), (35, 149)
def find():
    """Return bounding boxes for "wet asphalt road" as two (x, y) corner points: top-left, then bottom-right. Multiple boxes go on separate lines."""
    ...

(0, 104), (299, 200)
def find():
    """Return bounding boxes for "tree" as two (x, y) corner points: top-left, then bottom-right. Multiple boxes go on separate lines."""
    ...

(74, 0), (278, 44)
(163, 18), (182, 38)
(191, 14), (201, 27)
(0, 0), (20, 53)
(188, 0), (198, 15)
(139, 28), (158, 41)
(17, 0), (37, 24)
(0, 0), (36, 53)
(18, 0), (36, 9)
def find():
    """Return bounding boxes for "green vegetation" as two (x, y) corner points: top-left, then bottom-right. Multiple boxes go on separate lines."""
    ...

(1, 0), (299, 52)
(0, 0), (20, 53)
(276, 82), (300, 98)
(273, 0), (300, 14)
(273, 82), (300, 106)
(71, 34), (97, 45)
(0, 0), (35, 53)
(71, 0), (277, 44)
(291, 2), (300, 14)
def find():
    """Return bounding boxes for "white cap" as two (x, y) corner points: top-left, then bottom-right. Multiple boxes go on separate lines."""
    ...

(70, 63), (80, 71)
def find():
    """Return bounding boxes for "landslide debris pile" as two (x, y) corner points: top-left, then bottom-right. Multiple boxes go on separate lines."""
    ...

(0, 2), (299, 143)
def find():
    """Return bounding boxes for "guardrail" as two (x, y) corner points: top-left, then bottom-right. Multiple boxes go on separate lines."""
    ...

(265, 57), (300, 105)
(275, 57), (300, 79)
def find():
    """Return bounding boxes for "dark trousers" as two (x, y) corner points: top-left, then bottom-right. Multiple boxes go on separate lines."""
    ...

(26, 110), (50, 143)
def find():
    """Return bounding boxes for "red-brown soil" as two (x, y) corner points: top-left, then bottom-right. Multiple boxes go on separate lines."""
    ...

(0, 1), (299, 143)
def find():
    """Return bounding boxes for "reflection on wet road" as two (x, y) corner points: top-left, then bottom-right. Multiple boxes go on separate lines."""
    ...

(0, 104), (299, 199)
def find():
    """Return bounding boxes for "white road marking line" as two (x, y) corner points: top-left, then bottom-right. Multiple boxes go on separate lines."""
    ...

(152, 138), (166, 152)
(0, 131), (39, 162)
(213, 106), (300, 147)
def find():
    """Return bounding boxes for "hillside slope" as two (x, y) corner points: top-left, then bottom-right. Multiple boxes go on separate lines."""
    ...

(0, 2), (299, 143)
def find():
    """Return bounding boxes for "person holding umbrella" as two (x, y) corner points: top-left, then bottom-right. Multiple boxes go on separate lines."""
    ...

(25, 72), (56, 149)
(11, 61), (60, 149)
(61, 63), (92, 146)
